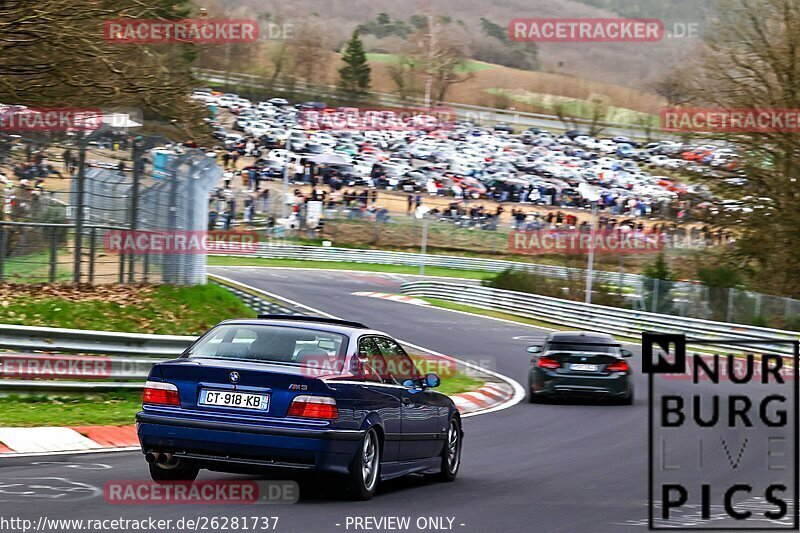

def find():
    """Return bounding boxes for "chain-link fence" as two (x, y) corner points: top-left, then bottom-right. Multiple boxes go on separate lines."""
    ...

(0, 131), (219, 284)
(635, 278), (800, 330)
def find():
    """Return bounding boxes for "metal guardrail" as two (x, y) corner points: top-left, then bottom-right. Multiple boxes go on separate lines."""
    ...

(401, 281), (800, 356)
(0, 276), (312, 392)
(0, 324), (194, 357)
(219, 243), (644, 288)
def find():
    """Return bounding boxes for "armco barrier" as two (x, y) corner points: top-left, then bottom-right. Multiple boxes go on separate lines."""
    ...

(217, 243), (644, 289)
(0, 276), (304, 392)
(401, 280), (799, 356)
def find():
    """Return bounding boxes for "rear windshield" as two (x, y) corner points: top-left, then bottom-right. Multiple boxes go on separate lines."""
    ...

(187, 324), (348, 368)
(546, 342), (619, 354)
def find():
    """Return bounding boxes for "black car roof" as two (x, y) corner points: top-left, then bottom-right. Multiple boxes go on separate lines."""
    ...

(548, 331), (615, 344)
(218, 316), (375, 336)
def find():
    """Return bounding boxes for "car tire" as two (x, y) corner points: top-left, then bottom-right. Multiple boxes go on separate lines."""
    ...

(433, 417), (462, 482)
(529, 391), (547, 403)
(148, 460), (199, 484)
(347, 428), (381, 501)
(620, 388), (634, 405)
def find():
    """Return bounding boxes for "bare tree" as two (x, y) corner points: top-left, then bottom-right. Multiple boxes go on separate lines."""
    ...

(411, 14), (473, 108)
(0, 0), (208, 138)
(290, 17), (328, 86)
(674, 0), (800, 297)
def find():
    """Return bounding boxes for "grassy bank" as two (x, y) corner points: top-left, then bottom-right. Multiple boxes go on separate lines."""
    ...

(0, 283), (256, 334)
(0, 392), (142, 427)
(207, 255), (496, 280)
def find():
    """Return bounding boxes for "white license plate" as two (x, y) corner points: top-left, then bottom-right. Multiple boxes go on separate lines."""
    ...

(570, 363), (598, 372)
(199, 389), (269, 411)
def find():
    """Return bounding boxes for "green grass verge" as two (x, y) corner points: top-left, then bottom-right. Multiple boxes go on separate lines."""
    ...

(434, 373), (484, 396)
(408, 355), (484, 396)
(207, 255), (496, 280)
(0, 392), (142, 427)
(0, 366), (482, 427)
(0, 284), (256, 334)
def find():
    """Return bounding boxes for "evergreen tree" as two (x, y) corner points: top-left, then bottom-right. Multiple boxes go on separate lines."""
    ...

(338, 31), (371, 96)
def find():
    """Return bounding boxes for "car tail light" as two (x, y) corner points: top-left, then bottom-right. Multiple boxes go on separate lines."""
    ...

(537, 356), (561, 370)
(142, 381), (180, 406)
(287, 395), (339, 420)
(607, 360), (630, 373)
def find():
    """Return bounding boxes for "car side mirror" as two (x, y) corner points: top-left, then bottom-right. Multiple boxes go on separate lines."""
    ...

(424, 373), (440, 389)
(527, 346), (542, 354)
(620, 349), (633, 358)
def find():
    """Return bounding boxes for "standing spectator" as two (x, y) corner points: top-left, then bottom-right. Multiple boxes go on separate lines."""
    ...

(259, 189), (270, 213)
(62, 149), (72, 172)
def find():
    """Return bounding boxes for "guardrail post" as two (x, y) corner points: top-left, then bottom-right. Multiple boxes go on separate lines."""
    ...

(0, 227), (5, 283)
(727, 287), (734, 323)
(651, 278), (660, 313)
(754, 293), (762, 320)
(128, 139), (142, 284)
(72, 137), (87, 284)
(118, 251), (125, 283)
(88, 228), (96, 284)
(49, 227), (58, 283)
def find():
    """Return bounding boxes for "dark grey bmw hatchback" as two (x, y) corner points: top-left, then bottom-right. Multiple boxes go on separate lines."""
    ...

(527, 331), (634, 404)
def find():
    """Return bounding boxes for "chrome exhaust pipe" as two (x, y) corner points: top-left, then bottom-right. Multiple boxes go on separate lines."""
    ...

(158, 452), (178, 466)
(145, 452), (157, 463)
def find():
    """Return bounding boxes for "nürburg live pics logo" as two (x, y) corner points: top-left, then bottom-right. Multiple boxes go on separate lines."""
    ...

(644, 332), (799, 530)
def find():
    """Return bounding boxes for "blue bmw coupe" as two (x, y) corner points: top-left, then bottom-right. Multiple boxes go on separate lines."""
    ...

(136, 315), (462, 500)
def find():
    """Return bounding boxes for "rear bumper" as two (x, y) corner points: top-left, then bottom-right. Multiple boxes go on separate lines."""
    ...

(136, 412), (363, 475)
(530, 369), (632, 397)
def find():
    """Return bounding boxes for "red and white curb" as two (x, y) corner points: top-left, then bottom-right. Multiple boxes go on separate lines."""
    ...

(352, 291), (430, 306)
(0, 425), (139, 456)
(450, 382), (516, 415)
(0, 382), (514, 456)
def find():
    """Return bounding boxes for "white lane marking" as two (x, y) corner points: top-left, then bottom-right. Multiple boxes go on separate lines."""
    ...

(30, 462), (112, 470)
(209, 274), (526, 418)
(0, 477), (101, 502)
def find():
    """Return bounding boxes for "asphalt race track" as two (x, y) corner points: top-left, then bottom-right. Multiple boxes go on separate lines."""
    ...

(0, 267), (790, 532)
